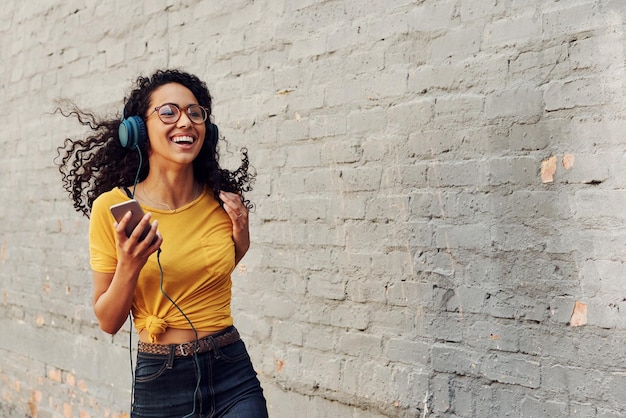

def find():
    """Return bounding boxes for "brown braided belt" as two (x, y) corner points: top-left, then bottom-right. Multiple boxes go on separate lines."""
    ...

(138, 328), (240, 357)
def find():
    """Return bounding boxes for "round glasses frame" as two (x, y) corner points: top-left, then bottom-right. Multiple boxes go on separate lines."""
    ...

(147, 103), (209, 125)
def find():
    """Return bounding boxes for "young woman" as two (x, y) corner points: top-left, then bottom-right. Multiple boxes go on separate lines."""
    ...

(57, 69), (268, 417)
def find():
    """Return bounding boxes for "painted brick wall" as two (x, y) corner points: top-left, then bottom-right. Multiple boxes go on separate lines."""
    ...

(2, 0), (626, 417)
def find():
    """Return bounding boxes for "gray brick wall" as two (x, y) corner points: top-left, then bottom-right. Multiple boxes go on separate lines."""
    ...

(2, 0), (626, 417)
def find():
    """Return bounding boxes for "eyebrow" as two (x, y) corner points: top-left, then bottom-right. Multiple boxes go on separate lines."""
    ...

(156, 102), (201, 107)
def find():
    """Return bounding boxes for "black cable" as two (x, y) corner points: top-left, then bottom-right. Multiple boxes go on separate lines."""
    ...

(129, 314), (134, 407)
(128, 145), (140, 409)
(131, 145), (141, 199)
(157, 249), (201, 418)
(125, 145), (201, 416)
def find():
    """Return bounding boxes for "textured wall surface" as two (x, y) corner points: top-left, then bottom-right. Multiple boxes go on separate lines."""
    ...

(2, 0), (626, 417)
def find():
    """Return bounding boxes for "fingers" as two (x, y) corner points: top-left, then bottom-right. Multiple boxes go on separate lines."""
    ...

(115, 211), (162, 249)
(220, 191), (249, 224)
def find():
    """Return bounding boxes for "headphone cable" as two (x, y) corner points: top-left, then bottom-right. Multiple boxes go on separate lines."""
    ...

(157, 248), (201, 418)
(131, 145), (142, 199)
(125, 147), (201, 416)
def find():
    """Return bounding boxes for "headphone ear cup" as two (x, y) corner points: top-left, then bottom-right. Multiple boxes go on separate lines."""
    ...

(208, 123), (219, 147)
(119, 116), (147, 149)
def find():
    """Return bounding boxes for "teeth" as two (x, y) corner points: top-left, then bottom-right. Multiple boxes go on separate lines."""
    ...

(172, 136), (194, 144)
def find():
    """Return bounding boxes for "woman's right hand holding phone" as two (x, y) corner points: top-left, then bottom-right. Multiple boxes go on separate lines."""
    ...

(92, 211), (162, 335)
(114, 210), (162, 273)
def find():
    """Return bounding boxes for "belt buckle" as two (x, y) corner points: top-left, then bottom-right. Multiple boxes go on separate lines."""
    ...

(178, 343), (189, 356)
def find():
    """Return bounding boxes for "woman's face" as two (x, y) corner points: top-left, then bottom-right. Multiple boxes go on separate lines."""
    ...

(144, 82), (206, 169)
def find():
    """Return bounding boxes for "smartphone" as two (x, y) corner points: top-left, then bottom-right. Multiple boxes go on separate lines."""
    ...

(109, 199), (152, 242)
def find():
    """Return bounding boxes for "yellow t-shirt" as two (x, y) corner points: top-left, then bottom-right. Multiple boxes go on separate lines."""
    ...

(89, 187), (235, 342)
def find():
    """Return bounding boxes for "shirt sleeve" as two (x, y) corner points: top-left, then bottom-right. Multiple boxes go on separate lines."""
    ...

(89, 195), (118, 273)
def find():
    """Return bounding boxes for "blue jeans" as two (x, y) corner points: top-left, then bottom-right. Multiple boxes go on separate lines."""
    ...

(131, 327), (268, 418)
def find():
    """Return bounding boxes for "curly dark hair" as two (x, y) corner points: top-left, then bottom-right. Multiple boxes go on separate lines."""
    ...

(56, 69), (255, 217)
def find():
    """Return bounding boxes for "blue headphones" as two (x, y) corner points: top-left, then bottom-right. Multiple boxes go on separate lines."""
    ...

(118, 114), (147, 150)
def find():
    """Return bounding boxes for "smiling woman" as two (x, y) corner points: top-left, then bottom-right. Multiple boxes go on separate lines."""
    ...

(55, 69), (267, 418)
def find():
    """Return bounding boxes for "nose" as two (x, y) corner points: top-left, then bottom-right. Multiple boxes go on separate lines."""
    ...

(176, 109), (193, 128)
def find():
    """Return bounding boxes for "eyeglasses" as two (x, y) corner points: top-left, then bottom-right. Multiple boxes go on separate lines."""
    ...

(147, 103), (209, 125)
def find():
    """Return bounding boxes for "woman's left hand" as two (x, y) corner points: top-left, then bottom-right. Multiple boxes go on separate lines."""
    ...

(220, 191), (250, 264)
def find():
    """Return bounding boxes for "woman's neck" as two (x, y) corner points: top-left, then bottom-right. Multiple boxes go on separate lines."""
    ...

(136, 169), (200, 212)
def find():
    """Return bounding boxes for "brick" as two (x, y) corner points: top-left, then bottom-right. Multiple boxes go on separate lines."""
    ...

(407, 1), (455, 30)
(358, 360), (396, 404)
(384, 38), (429, 68)
(382, 162), (429, 189)
(450, 381), (474, 417)
(427, 161), (489, 188)
(302, 325), (338, 353)
(409, 129), (456, 157)
(288, 196), (329, 221)
(491, 223), (552, 252)
(483, 12), (542, 47)
(346, 278), (387, 305)
(542, 3), (606, 37)
(371, 249), (416, 278)
(408, 62), (458, 94)
(545, 76), (611, 112)
(309, 113), (347, 139)
(466, 320), (519, 353)
(439, 286), (486, 314)
(327, 25), (363, 53)
(385, 338), (430, 366)
(347, 108), (387, 135)
(306, 273), (347, 301)
(386, 281), (432, 308)
(580, 260), (625, 299)
(330, 304), (369, 331)
(488, 156), (539, 186)
(386, 99), (434, 135)
(329, 194), (367, 221)
(323, 78), (368, 107)
(520, 397), (569, 418)
(276, 117), (310, 141)
(432, 344), (483, 377)
(597, 409), (624, 418)
(392, 365), (429, 410)
(435, 223), (491, 250)
(483, 353), (540, 388)
(484, 292), (540, 320)
(325, 166), (384, 193)
(368, 67), (409, 99)
(519, 330), (575, 360)
(550, 364), (610, 403)
(269, 320), (302, 346)
(490, 190), (568, 221)
(320, 139), (363, 165)
(430, 27), (481, 62)
(434, 94), (484, 127)
(485, 87), (544, 122)
(559, 152), (610, 184)
(569, 33), (622, 71)
(345, 222), (409, 251)
(338, 332), (383, 358)
(585, 300), (626, 329)
(261, 293), (298, 319)
(575, 190), (626, 221)
(459, 0), (502, 21)
(430, 374), (453, 414)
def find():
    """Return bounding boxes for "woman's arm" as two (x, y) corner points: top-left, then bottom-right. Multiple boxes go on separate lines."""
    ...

(219, 191), (250, 265)
(92, 211), (162, 334)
